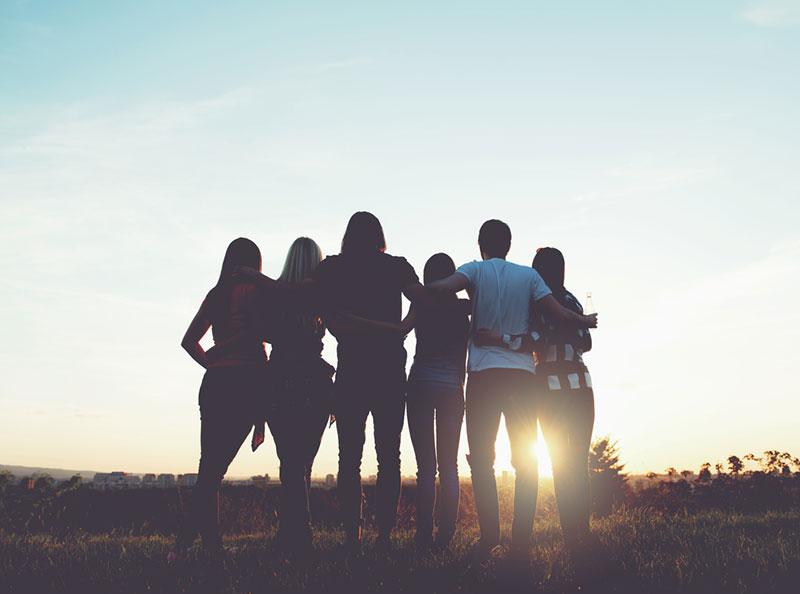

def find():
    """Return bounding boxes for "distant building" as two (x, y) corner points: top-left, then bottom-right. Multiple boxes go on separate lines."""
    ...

(142, 474), (157, 487)
(251, 475), (269, 488)
(157, 473), (176, 488)
(108, 471), (129, 489)
(123, 475), (141, 488)
(178, 474), (198, 487)
(93, 473), (110, 488)
(325, 474), (336, 488)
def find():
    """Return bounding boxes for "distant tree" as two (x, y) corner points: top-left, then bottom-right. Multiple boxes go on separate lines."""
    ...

(714, 463), (724, 476)
(781, 465), (792, 477)
(727, 456), (743, 476)
(680, 470), (694, 481)
(33, 475), (54, 491)
(743, 453), (762, 474)
(589, 437), (628, 515)
(698, 463), (712, 483)
(666, 467), (677, 481)
(762, 450), (784, 474)
(646, 472), (658, 481)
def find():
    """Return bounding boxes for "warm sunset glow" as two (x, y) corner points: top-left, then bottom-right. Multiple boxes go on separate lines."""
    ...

(493, 422), (554, 479)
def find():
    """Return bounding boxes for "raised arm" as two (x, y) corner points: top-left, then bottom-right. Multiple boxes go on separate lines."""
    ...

(181, 302), (212, 369)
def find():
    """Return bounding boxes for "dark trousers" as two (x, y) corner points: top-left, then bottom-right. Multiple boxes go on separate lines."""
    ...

(334, 357), (406, 540)
(465, 368), (539, 547)
(180, 366), (263, 550)
(540, 386), (595, 552)
(406, 381), (464, 546)
(266, 378), (330, 549)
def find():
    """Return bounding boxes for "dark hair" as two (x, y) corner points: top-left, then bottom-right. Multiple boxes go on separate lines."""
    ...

(478, 219), (511, 258)
(532, 247), (565, 296)
(207, 237), (261, 322)
(341, 211), (386, 255)
(423, 252), (456, 285)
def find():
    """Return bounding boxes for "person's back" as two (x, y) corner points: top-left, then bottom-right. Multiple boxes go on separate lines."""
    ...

(411, 297), (469, 385)
(267, 308), (325, 369)
(406, 252), (470, 551)
(207, 282), (268, 368)
(311, 211), (421, 553)
(314, 250), (416, 364)
(457, 258), (550, 373)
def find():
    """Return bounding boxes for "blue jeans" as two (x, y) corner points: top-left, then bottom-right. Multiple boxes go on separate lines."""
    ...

(406, 380), (465, 546)
(465, 369), (539, 548)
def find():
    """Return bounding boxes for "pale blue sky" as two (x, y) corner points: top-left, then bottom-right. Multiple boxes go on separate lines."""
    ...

(1, 0), (799, 478)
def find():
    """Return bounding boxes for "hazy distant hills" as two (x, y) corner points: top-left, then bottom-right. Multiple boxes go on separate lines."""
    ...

(0, 464), (101, 480)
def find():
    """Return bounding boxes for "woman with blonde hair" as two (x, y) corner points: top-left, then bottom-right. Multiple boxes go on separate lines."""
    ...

(264, 236), (335, 554)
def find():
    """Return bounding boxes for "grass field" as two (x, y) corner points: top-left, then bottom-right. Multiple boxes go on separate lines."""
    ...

(2, 508), (799, 594)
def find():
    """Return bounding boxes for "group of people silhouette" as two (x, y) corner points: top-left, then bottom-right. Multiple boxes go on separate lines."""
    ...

(177, 211), (598, 569)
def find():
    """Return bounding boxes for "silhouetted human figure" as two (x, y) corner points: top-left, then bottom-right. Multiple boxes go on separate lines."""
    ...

(176, 237), (268, 557)
(263, 237), (334, 554)
(312, 212), (425, 553)
(405, 253), (471, 551)
(427, 220), (597, 560)
(532, 248), (595, 562)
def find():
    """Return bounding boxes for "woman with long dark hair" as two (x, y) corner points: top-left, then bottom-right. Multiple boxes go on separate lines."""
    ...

(264, 237), (335, 554)
(174, 237), (268, 558)
(405, 253), (471, 551)
(531, 247), (595, 563)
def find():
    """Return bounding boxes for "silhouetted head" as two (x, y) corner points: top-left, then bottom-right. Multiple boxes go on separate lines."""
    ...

(533, 247), (565, 295)
(478, 219), (511, 259)
(208, 237), (261, 322)
(341, 211), (386, 255)
(279, 237), (323, 283)
(218, 237), (261, 284)
(423, 252), (456, 285)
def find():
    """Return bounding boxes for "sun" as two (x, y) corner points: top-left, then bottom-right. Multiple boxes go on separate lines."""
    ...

(493, 421), (553, 478)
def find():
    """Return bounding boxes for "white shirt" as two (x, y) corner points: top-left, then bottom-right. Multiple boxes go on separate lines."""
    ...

(456, 258), (552, 374)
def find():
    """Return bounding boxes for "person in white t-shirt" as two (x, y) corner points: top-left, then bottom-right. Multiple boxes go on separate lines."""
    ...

(428, 219), (597, 560)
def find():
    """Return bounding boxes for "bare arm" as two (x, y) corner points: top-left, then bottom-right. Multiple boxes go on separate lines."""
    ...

(537, 295), (597, 328)
(326, 312), (403, 336)
(400, 306), (417, 335)
(427, 272), (469, 294)
(181, 303), (212, 369)
(474, 328), (544, 354)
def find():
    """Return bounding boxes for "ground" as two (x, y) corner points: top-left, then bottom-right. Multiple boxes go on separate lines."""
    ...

(2, 508), (799, 593)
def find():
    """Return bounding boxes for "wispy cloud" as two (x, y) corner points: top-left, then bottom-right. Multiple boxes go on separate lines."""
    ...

(740, 1), (800, 28)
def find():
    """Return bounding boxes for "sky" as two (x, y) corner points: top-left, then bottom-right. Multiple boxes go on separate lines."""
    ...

(1, 0), (799, 480)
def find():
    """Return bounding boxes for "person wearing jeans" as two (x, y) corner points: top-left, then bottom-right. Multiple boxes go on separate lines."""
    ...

(405, 253), (471, 551)
(175, 238), (268, 558)
(463, 368), (539, 549)
(262, 237), (334, 555)
(312, 212), (427, 553)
